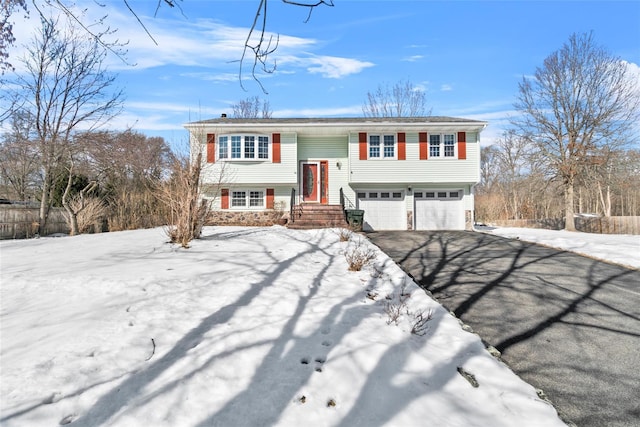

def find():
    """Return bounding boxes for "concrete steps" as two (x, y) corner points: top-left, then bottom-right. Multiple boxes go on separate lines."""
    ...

(287, 204), (349, 229)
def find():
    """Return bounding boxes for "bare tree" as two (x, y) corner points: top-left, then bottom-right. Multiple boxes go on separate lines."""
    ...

(363, 79), (430, 117)
(0, 0), (28, 73)
(479, 145), (500, 193)
(156, 150), (209, 248)
(231, 96), (273, 119)
(8, 17), (123, 235)
(61, 154), (101, 235)
(493, 130), (534, 220)
(513, 32), (640, 231)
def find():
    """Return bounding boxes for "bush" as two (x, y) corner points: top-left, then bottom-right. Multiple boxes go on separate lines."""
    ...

(344, 239), (376, 271)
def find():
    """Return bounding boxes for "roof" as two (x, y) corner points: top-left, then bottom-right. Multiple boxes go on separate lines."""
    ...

(186, 116), (486, 126)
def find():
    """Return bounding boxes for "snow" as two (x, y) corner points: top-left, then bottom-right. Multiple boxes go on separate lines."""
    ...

(0, 226), (574, 426)
(477, 226), (640, 269)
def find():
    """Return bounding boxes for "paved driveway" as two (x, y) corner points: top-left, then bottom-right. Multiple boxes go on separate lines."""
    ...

(367, 230), (640, 427)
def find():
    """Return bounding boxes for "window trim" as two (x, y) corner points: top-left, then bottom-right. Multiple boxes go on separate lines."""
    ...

(368, 133), (397, 160)
(229, 189), (266, 209)
(218, 134), (270, 161)
(428, 133), (458, 159)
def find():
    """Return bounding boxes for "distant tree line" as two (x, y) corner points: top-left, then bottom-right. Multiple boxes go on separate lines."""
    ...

(475, 132), (640, 223)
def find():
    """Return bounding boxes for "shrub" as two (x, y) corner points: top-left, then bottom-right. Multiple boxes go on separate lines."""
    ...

(344, 239), (376, 271)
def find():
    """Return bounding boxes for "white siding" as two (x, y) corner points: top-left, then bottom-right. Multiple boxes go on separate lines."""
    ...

(201, 133), (298, 185)
(298, 136), (348, 159)
(349, 132), (480, 184)
(204, 185), (294, 211)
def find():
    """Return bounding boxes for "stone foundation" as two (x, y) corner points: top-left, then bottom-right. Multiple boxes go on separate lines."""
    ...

(406, 211), (413, 230)
(207, 210), (287, 227)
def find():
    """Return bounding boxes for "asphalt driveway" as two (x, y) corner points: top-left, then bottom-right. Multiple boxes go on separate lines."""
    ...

(367, 230), (640, 427)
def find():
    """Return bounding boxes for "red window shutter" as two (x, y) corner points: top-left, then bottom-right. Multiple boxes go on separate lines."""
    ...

(272, 133), (281, 163)
(359, 132), (367, 160)
(419, 132), (428, 160)
(266, 188), (275, 209)
(206, 133), (216, 163)
(458, 132), (467, 160)
(397, 132), (406, 160)
(221, 188), (229, 209)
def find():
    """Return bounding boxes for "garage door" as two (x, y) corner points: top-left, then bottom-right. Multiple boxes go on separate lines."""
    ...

(415, 190), (465, 230)
(357, 191), (406, 231)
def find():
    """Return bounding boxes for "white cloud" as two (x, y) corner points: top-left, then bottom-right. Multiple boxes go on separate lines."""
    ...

(403, 55), (424, 62)
(304, 56), (375, 79)
(274, 105), (363, 117)
(622, 61), (640, 87)
(7, 1), (375, 83)
(440, 84), (453, 92)
(413, 82), (429, 92)
(125, 101), (201, 114)
(94, 7), (374, 81)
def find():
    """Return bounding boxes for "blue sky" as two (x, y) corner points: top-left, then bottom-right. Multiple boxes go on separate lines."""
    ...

(8, 0), (640, 149)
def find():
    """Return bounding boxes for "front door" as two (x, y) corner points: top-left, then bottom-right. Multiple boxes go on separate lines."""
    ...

(301, 161), (328, 203)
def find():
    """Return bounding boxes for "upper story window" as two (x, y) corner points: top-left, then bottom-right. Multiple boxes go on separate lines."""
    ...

(429, 133), (457, 158)
(369, 134), (396, 159)
(219, 135), (270, 161)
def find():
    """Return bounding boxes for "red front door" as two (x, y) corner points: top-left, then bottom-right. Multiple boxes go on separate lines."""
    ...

(302, 163), (318, 202)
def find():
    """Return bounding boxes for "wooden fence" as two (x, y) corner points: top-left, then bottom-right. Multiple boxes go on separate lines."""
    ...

(0, 206), (69, 239)
(489, 216), (640, 235)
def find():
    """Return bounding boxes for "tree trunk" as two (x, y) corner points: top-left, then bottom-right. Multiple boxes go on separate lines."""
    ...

(63, 205), (80, 236)
(564, 181), (576, 231)
(596, 182), (612, 217)
(38, 175), (52, 235)
(578, 187), (583, 213)
(62, 196), (80, 236)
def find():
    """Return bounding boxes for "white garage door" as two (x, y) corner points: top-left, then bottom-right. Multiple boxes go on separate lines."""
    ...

(415, 190), (465, 230)
(357, 191), (406, 231)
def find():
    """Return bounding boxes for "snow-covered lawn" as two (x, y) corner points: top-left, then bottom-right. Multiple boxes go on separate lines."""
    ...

(1, 226), (569, 426)
(478, 226), (640, 269)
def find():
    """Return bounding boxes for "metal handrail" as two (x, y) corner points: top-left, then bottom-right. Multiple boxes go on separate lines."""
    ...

(340, 188), (355, 210)
(290, 188), (296, 223)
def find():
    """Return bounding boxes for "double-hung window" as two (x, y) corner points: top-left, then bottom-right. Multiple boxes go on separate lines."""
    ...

(369, 134), (395, 159)
(369, 135), (380, 158)
(231, 136), (242, 159)
(429, 133), (456, 158)
(383, 135), (395, 158)
(231, 190), (246, 207)
(444, 134), (456, 157)
(258, 136), (269, 159)
(429, 135), (441, 157)
(244, 136), (255, 158)
(219, 136), (229, 159)
(249, 191), (264, 207)
(219, 135), (270, 161)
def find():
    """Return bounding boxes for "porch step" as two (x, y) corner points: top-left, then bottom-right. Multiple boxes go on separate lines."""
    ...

(287, 204), (349, 229)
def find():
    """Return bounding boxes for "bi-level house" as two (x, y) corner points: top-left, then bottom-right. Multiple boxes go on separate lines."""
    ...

(185, 116), (487, 231)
